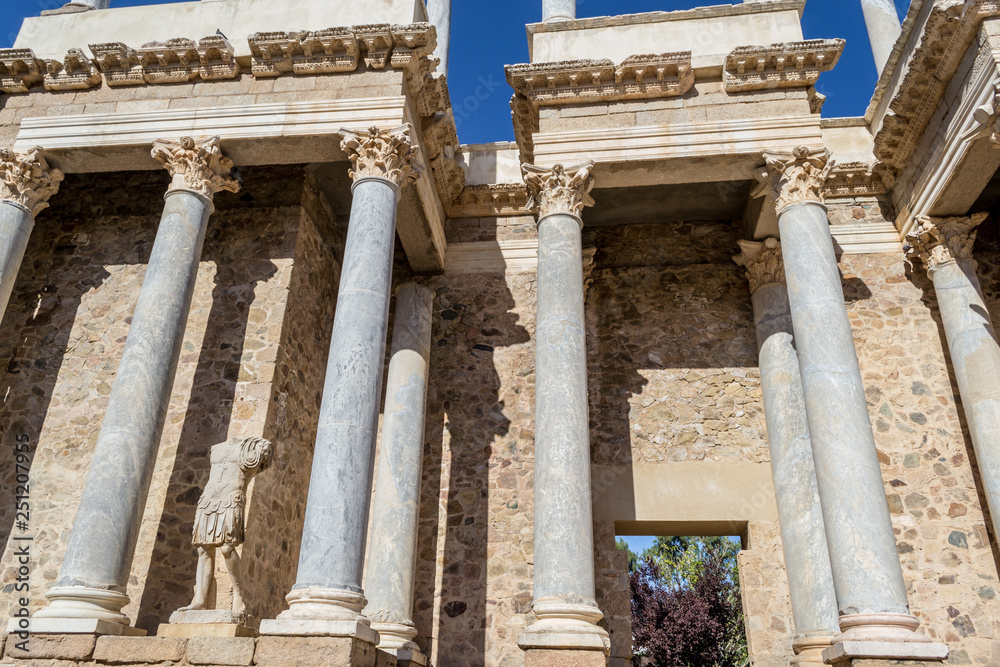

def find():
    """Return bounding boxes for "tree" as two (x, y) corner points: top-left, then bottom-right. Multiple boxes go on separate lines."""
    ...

(628, 537), (748, 667)
(616, 538), (639, 573)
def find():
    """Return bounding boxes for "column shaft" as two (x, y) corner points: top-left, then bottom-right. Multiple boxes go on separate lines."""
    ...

(931, 259), (1000, 540)
(860, 0), (901, 76)
(779, 201), (909, 617)
(751, 280), (839, 643)
(0, 203), (35, 323)
(365, 283), (434, 656)
(37, 188), (214, 623)
(426, 0), (451, 75)
(542, 0), (575, 22)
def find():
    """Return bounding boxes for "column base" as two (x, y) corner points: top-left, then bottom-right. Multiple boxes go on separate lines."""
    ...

(791, 635), (834, 666)
(822, 614), (948, 664)
(517, 601), (610, 653)
(24, 586), (139, 636)
(370, 621), (425, 664)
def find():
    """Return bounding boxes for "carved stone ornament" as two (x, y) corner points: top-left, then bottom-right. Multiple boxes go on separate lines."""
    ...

(522, 161), (596, 221)
(89, 42), (144, 86)
(733, 238), (785, 294)
(151, 136), (242, 199)
(0, 49), (45, 93)
(340, 125), (420, 187)
(824, 161), (888, 198)
(723, 39), (845, 93)
(447, 184), (533, 218)
(753, 146), (831, 214)
(0, 147), (65, 216)
(43, 48), (102, 91)
(962, 81), (1000, 145)
(904, 212), (989, 273)
(173, 437), (274, 623)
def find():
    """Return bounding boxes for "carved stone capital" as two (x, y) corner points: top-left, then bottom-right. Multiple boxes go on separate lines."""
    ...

(0, 147), (65, 216)
(522, 161), (596, 221)
(753, 146), (831, 213)
(904, 212), (989, 272)
(340, 125), (419, 187)
(733, 238), (785, 294)
(151, 136), (241, 199)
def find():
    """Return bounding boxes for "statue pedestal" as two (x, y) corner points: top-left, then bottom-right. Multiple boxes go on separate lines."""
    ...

(158, 610), (256, 638)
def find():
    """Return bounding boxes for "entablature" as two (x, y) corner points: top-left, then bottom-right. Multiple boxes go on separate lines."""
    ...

(723, 39), (845, 93)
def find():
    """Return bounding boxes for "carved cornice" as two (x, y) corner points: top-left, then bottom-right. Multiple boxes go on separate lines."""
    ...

(824, 161), (888, 197)
(0, 49), (45, 94)
(340, 125), (419, 187)
(723, 39), (845, 93)
(89, 42), (144, 86)
(733, 238), (785, 293)
(506, 52), (693, 106)
(447, 184), (533, 218)
(753, 146), (831, 213)
(151, 136), (241, 199)
(904, 212), (989, 272)
(873, 0), (1000, 177)
(248, 29), (359, 76)
(43, 49), (101, 91)
(0, 147), (64, 216)
(522, 161), (596, 220)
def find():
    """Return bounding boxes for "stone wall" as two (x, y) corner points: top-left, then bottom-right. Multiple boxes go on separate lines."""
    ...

(0, 167), (343, 633)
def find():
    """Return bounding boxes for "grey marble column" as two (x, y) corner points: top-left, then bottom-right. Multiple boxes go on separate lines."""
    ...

(734, 239), (839, 666)
(906, 214), (1000, 542)
(364, 283), (434, 664)
(260, 126), (418, 643)
(860, 0), (901, 76)
(518, 162), (608, 655)
(0, 148), (63, 325)
(426, 0), (451, 75)
(759, 147), (947, 663)
(542, 0), (575, 22)
(28, 137), (239, 635)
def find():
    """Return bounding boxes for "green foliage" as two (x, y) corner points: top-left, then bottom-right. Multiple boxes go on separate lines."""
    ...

(615, 538), (639, 573)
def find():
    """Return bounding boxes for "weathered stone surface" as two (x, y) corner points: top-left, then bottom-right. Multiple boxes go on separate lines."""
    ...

(523, 648), (607, 667)
(253, 636), (376, 667)
(1, 633), (96, 660)
(186, 636), (256, 665)
(92, 636), (185, 663)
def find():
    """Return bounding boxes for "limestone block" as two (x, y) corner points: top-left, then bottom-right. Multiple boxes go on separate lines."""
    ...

(186, 637), (256, 666)
(375, 648), (399, 666)
(2, 634), (96, 660)
(93, 636), (186, 663)
(253, 637), (376, 667)
(524, 649), (608, 667)
(832, 662), (946, 667)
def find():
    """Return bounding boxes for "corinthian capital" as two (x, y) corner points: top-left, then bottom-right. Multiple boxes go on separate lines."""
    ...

(753, 146), (831, 214)
(340, 125), (419, 187)
(0, 147), (64, 216)
(733, 238), (785, 294)
(151, 136), (241, 200)
(522, 162), (596, 221)
(904, 213), (989, 273)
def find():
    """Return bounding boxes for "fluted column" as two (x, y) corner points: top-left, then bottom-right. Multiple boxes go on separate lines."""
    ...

(260, 126), (418, 643)
(861, 0), (901, 76)
(906, 214), (1000, 543)
(0, 147), (63, 324)
(758, 147), (947, 664)
(26, 137), (239, 635)
(734, 239), (839, 666)
(517, 162), (608, 660)
(542, 0), (575, 22)
(363, 283), (434, 664)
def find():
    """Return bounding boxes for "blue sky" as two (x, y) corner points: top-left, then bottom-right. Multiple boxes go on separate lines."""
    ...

(2, 0), (910, 143)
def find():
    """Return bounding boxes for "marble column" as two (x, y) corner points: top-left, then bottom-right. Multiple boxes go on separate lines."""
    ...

(758, 146), (947, 663)
(517, 162), (608, 659)
(734, 238), (839, 666)
(906, 214), (1000, 542)
(28, 137), (239, 635)
(0, 147), (63, 324)
(426, 0), (452, 75)
(542, 0), (575, 22)
(860, 0), (901, 76)
(363, 283), (434, 665)
(260, 126), (418, 643)
(48, 0), (110, 12)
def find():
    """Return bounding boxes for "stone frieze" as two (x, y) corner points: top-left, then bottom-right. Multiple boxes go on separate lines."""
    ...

(723, 39), (845, 93)
(824, 161), (888, 198)
(447, 184), (534, 219)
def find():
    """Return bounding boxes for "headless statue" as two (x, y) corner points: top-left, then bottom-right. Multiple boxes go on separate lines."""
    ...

(178, 436), (274, 619)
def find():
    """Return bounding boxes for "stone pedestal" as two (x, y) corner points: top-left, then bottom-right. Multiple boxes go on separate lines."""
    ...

(0, 148), (62, 324)
(30, 137), (239, 634)
(255, 636), (378, 667)
(518, 162), (608, 658)
(160, 609), (255, 638)
(524, 648), (607, 667)
(261, 126), (417, 642)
